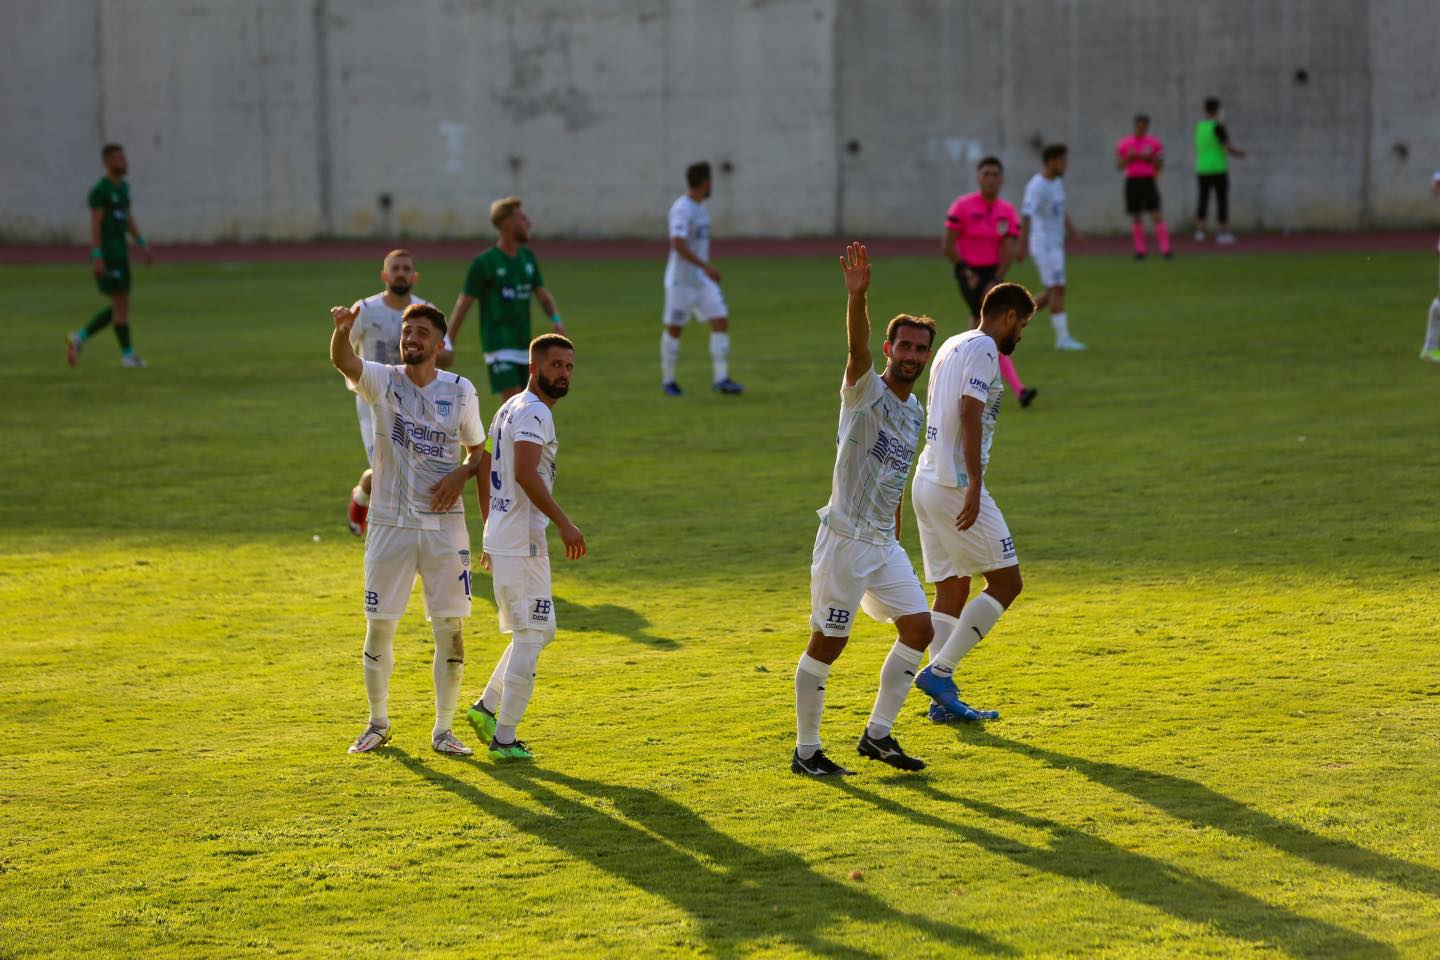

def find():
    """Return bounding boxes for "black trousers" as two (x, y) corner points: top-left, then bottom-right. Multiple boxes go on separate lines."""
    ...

(1197, 173), (1229, 223)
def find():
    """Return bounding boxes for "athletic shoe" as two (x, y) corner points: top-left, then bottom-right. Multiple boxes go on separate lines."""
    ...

(466, 701), (497, 742)
(432, 730), (474, 756)
(927, 699), (1001, 723)
(348, 723), (392, 754)
(65, 333), (81, 367)
(488, 737), (534, 762)
(856, 731), (926, 771)
(663, 381), (683, 397)
(1133, 253), (1147, 261)
(1055, 338), (1087, 351)
(1162, 252), (1174, 260)
(347, 496), (368, 536)
(1216, 232), (1237, 245)
(791, 748), (854, 776)
(713, 378), (744, 395)
(121, 354), (148, 368)
(915, 665), (971, 717)
(1019, 386), (1038, 408)
(1192, 229), (1206, 242)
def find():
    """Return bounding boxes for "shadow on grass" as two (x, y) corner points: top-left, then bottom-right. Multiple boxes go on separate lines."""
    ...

(559, 595), (678, 650)
(839, 778), (1396, 960)
(967, 730), (1439, 900)
(390, 751), (1011, 958)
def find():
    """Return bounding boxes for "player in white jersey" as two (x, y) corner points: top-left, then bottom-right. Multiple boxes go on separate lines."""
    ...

(792, 243), (937, 777)
(911, 283), (1035, 723)
(343, 249), (453, 535)
(1420, 171), (1440, 363)
(329, 301), (486, 758)
(1018, 145), (1087, 351)
(660, 161), (744, 397)
(464, 334), (585, 762)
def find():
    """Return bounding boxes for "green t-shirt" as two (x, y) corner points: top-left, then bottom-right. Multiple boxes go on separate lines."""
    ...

(1195, 119), (1228, 175)
(462, 246), (544, 353)
(88, 177), (131, 262)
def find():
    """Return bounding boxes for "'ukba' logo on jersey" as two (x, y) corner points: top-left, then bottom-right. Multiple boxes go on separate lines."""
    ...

(436, 399), (452, 417)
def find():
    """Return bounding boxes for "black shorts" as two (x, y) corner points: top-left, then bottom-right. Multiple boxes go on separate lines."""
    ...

(954, 262), (998, 319)
(1124, 177), (1161, 214)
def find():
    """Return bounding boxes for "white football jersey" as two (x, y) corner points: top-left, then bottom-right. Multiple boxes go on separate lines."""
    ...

(663, 195), (711, 289)
(915, 331), (1003, 489)
(350, 361), (484, 529)
(483, 391), (559, 558)
(819, 370), (926, 545)
(1021, 174), (1066, 251)
(349, 293), (432, 364)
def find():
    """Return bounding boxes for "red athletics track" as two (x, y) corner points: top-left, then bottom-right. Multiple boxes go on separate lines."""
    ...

(1, 232), (1434, 264)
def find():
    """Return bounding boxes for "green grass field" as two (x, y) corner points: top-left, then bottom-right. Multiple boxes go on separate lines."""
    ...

(2, 247), (1438, 959)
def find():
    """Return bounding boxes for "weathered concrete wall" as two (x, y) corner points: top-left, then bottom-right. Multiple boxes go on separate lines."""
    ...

(2, 0), (1436, 241)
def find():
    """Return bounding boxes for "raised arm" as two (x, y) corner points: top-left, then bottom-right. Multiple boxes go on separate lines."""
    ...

(330, 305), (364, 382)
(513, 440), (586, 560)
(840, 243), (872, 386)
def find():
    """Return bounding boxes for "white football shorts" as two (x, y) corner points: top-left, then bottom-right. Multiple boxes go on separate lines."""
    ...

(662, 279), (728, 326)
(809, 523), (929, 637)
(363, 519), (473, 619)
(912, 475), (1019, 582)
(1031, 246), (1066, 287)
(356, 395), (375, 465)
(490, 553), (556, 637)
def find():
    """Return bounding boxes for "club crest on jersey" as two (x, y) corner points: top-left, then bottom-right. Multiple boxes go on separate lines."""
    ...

(436, 399), (452, 417)
(459, 550), (470, 568)
(525, 263), (534, 276)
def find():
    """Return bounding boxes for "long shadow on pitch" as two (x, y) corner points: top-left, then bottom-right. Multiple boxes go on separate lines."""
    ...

(838, 778), (1395, 960)
(965, 730), (1439, 900)
(391, 751), (1011, 958)
(558, 595), (678, 649)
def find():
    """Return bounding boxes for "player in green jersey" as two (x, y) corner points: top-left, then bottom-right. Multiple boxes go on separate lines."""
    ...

(1193, 97), (1246, 245)
(67, 143), (154, 368)
(449, 197), (565, 400)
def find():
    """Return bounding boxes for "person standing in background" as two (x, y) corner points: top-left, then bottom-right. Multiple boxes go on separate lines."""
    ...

(1194, 97), (1246, 244)
(1114, 116), (1172, 261)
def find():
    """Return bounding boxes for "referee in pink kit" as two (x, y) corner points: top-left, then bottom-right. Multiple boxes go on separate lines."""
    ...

(943, 156), (1037, 408)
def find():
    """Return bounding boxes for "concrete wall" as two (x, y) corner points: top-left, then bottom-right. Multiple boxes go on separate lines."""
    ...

(1, 0), (1436, 242)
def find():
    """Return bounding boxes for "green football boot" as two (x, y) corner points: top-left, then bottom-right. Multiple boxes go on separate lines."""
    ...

(488, 737), (534, 762)
(466, 701), (498, 742)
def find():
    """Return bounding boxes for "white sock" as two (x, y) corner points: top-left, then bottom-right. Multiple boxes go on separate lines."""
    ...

(495, 630), (546, 742)
(1425, 298), (1440, 352)
(660, 331), (681, 384)
(352, 485), (370, 506)
(430, 617), (465, 739)
(932, 593), (1005, 673)
(479, 642), (512, 713)
(362, 619), (397, 729)
(794, 652), (831, 758)
(1051, 312), (1070, 343)
(926, 611), (958, 666)
(866, 641), (925, 739)
(709, 331), (730, 382)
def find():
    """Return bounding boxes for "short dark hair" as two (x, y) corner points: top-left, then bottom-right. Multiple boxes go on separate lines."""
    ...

(1204, 97), (1221, 114)
(1041, 144), (1067, 163)
(101, 143), (123, 159)
(1133, 113), (1150, 126)
(686, 162), (712, 189)
(402, 303), (447, 336)
(885, 314), (937, 347)
(980, 282), (1036, 321)
(977, 156), (1003, 172)
(530, 332), (574, 360)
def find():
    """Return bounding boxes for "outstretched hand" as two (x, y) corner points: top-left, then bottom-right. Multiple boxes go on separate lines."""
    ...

(840, 242), (871, 296)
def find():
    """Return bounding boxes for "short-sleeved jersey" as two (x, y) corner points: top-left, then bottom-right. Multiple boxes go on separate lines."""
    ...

(818, 370), (925, 545)
(348, 293), (433, 364)
(463, 246), (544, 355)
(349, 361), (485, 529)
(945, 192), (1020, 268)
(664, 195), (711, 288)
(1116, 134), (1164, 178)
(88, 177), (130, 261)
(1021, 174), (1066, 251)
(484, 390), (559, 558)
(916, 331), (1004, 489)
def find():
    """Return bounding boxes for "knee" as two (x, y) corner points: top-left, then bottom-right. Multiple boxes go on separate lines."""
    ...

(710, 317), (729, 333)
(666, 325), (684, 338)
(900, 618), (935, 650)
(987, 569), (1023, 607)
(805, 631), (847, 664)
(431, 617), (464, 656)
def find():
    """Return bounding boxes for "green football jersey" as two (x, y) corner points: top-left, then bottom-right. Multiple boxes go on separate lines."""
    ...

(88, 177), (131, 261)
(463, 246), (545, 352)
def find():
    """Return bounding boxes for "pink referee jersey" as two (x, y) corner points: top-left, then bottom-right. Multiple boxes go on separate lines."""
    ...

(1116, 134), (1164, 178)
(945, 192), (1019, 267)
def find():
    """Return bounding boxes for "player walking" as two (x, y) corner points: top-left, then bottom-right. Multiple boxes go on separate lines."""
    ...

(449, 197), (565, 402)
(66, 143), (154, 368)
(1421, 171), (1440, 363)
(911, 284), (1036, 724)
(793, 243), (936, 777)
(1019, 144), (1086, 351)
(465, 334), (585, 762)
(1194, 97), (1246, 244)
(944, 157), (1036, 407)
(660, 161), (744, 396)
(330, 302), (487, 757)
(1115, 115), (1173, 260)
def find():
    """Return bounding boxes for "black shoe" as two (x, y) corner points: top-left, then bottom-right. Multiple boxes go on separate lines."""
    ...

(791, 748), (855, 776)
(1019, 386), (1038, 408)
(1134, 253), (1147, 261)
(1163, 251), (1174, 260)
(857, 731), (926, 771)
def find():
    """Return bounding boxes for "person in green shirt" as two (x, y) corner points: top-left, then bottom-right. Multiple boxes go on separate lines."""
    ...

(1194, 97), (1246, 244)
(66, 143), (154, 368)
(449, 197), (565, 400)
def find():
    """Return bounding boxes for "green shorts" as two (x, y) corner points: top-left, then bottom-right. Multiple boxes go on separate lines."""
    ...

(96, 259), (131, 296)
(487, 358), (528, 395)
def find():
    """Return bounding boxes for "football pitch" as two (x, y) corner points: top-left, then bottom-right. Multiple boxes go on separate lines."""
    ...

(2, 247), (1438, 958)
